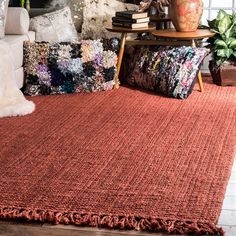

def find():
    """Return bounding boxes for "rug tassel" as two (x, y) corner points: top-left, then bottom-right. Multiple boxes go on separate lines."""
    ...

(0, 207), (225, 235)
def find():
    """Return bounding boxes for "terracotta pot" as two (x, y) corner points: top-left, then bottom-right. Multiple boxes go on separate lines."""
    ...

(169, 0), (203, 32)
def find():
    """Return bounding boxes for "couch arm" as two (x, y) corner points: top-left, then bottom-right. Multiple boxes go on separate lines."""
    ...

(5, 7), (30, 35)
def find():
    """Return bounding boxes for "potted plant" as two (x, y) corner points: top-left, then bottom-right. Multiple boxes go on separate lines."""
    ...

(207, 10), (236, 86)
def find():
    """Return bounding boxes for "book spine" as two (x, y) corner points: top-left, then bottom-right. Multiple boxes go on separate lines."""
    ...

(112, 17), (136, 23)
(112, 22), (133, 28)
(115, 12), (134, 19)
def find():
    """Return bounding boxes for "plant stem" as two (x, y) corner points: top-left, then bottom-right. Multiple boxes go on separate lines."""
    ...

(20, 0), (25, 7)
(25, 0), (30, 11)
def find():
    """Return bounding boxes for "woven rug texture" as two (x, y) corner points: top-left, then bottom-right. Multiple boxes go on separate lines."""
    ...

(0, 80), (235, 235)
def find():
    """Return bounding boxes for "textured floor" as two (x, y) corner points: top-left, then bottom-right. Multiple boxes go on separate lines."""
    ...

(0, 81), (235, 235)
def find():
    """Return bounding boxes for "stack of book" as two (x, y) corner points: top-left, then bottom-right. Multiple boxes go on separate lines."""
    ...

(112, 11), (149, 29)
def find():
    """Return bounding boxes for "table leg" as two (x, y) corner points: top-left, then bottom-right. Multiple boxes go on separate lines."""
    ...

(115, 32), (127, 89)
(197, 70), (204, 93)
(191, 39), (204, 92)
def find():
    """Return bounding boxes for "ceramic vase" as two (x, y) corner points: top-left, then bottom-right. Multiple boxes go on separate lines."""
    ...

(169, 0), (203, 32)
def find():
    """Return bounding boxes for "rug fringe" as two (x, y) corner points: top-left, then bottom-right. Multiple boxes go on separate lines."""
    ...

(0, 207), (224, 235)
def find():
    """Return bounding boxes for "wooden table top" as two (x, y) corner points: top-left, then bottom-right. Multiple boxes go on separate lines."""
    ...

(106, 25), (156, 33)
(152, 29), (215, 39)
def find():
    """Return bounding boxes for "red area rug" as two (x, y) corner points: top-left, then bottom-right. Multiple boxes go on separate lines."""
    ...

(0, 80), (235, 235)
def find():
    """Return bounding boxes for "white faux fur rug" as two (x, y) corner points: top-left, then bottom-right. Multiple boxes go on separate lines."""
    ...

(0, 42), (35, 118)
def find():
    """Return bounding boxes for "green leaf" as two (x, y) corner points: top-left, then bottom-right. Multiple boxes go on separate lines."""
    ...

(215, 39), (228, 48)
(218, 14), (232, 34)
(207, 19), (216, 29)
(211, 29), (220, 34)
(232, 12), (236, 23)
(233, 51), (236, 57)
(216, 58), (225, 66)
(226, 37), (235, 45)
(229, 39), (236, 49)
(226, 49), (233, 57)
(217, 49), (233, 58)
(216, 10), (228, 21)
(225, 23), (235, 38)
(217, 49), (226, 57)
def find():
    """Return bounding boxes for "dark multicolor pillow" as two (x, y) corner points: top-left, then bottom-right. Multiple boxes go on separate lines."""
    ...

(23, 39), (119, 96)
(125, 46), (209, 99)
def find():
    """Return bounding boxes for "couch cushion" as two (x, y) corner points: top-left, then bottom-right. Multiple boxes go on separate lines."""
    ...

(5, 7), (30, 35)
(0, 0), (9, 39)
(2, 31), (35, 70)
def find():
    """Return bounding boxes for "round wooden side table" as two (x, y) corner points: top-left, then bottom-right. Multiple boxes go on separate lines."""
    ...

(152, 29), (215, 92)
(106, 25), (156, 89)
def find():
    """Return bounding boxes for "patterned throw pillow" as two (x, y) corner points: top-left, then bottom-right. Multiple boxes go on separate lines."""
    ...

(45, 0), (84, 32)
(0, 0), (9, 39)
(23, 39), (119, 96)
(29, 6), (78, 43)
(81, 0), (138, 39)
(125, 46), (209, 99)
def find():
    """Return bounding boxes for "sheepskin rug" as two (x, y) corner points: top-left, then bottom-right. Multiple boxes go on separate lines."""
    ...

(0, 42), (35, 118)
(82, 0), (138, 39)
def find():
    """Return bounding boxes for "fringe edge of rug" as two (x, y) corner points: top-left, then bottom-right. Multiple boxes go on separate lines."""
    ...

(0, 207), (224, 235)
